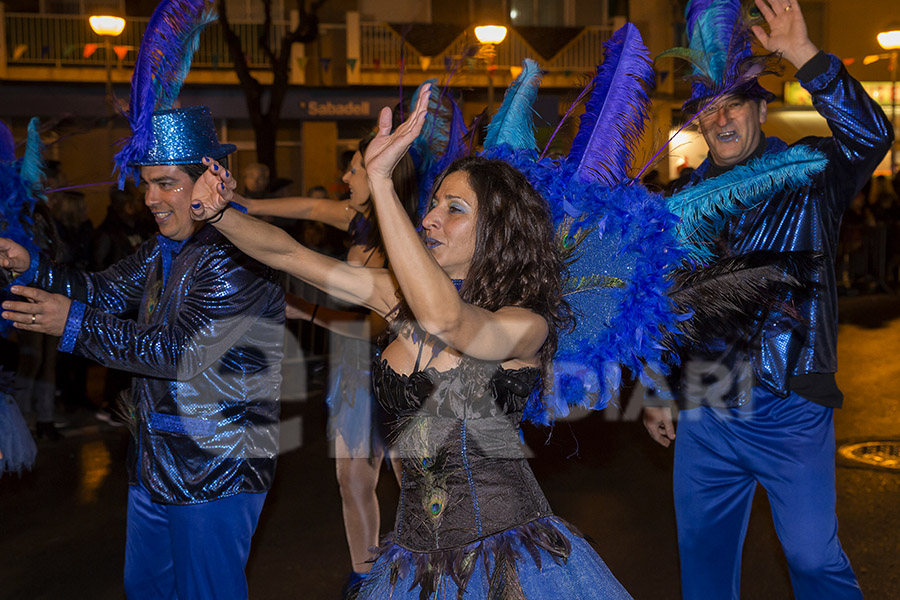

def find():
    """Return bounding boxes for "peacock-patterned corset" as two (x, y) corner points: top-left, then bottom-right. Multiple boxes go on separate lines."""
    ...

(372, 358), (552, 552)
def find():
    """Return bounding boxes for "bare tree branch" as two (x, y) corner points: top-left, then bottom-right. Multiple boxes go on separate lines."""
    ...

(217, 0), (326, 178)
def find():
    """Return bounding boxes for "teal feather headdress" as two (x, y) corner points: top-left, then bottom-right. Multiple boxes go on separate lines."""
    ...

(657, 0), (779, 112)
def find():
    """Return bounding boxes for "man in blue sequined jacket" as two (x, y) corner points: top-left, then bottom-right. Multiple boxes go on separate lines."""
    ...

(0, 106), (285, 600)
(643, 1), (892, 599)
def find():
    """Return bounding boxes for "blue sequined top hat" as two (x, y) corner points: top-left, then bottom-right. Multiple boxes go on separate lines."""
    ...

(128, 106), (236, 167)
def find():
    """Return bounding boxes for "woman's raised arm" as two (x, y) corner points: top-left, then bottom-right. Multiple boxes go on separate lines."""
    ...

(363, 86), (547, 363)
(190, 165), (398, 316)
(244, 195), (354, 231)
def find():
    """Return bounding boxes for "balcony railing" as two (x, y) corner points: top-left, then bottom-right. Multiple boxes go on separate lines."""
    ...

(4, 11), (291, 69)
(358, 22), (614, 73)
(3, 9), (611, 81)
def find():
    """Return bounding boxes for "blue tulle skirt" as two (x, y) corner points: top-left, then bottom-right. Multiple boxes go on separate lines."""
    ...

(356, 517), (633, 599)
(326, 361), (383, 458)
(0, 392), (37, 476)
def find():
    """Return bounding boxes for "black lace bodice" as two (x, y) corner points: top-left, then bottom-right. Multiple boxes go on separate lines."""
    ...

(372, 358), (553, 552)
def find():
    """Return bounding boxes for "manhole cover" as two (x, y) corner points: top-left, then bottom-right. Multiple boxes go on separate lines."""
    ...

(838, 441), (900, 470)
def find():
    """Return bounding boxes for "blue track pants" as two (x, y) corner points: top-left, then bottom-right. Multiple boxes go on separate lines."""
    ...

(124, 483), (267, 600)
(673, 387), (862, 600)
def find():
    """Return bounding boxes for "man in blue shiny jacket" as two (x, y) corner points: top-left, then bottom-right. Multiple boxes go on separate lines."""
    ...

(643, 1), (893, 598)
(0, 106), (285, 600)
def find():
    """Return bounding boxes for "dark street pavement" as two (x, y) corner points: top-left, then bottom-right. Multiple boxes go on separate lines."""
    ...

(2, 294), (899, 599)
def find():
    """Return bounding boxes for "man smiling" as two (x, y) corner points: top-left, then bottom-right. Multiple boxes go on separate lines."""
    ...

(643, 0), (893, 599)
(0, 106), (285, 599)
(695, 95), (767, 168)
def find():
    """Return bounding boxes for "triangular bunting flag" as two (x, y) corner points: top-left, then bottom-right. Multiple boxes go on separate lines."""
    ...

(41, 45), (50, 58)
(347, 57), (357, 71)
(444, 56), (453, 71)
(296, 56), (309, 70)
(113, 45), (129, 61)
(13, 44), (27, 60)
(509, 65), (522, 79)
(320, 57), (332, 72)
(420, 56), (432, 71)
(83, 43), (98, 58)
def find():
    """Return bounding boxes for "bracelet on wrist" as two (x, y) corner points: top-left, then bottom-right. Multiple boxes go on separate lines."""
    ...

(207, 208), (227, 224)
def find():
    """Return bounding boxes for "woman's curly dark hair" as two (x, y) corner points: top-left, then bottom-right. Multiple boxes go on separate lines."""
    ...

(390, 156), (573, 392)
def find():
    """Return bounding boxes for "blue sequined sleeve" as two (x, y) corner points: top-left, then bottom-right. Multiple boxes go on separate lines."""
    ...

(69, 243), (285, 378)
(799, 53), (894, 208)
(33, 237), (157, 315)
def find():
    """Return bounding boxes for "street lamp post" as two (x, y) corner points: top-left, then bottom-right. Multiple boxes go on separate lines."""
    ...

(474, 25), (508, 115)
(89, 15), (126, 117)
(877, 27), (900, 175)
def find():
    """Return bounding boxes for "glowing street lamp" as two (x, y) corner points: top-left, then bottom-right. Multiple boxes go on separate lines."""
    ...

(89, 15), (126, 117)
(474, 25), (508, 115)
(878, 26), (900, 175)
(89, 15), (126, 36)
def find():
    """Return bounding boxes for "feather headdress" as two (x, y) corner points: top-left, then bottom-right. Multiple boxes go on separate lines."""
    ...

(409, 80), (468, 216)
(113, 0), (218, 186)
(483, 59), (543, 152)
(478, 27), (687, 422)
(657, 0), (779, 111)
(566, 22), (655, 185)
(0, 118), (45, 335)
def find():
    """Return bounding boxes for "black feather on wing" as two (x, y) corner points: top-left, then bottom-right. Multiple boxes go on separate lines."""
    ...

(665, 250), (821, 350)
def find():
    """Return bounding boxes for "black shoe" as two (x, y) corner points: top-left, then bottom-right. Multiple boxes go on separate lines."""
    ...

(35, 421), (62, 441)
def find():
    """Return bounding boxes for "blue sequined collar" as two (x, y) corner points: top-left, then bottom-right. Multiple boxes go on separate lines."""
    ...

(156, 235), (191, 289)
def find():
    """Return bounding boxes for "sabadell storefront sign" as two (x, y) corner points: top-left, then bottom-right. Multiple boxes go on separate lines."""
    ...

(298, 97), (396, 119)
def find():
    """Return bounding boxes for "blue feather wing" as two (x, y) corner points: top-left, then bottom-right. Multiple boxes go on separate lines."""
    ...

(483, 59), (542, 151)
(481, 146), (686, 424)
(667, 145), (828, 262)
(538, 180), (684, 422)
(0, 121), (14, 163)
(566, 23), (655, 185)
(114, 0), (217, 186)
(411, 82), (468, 218)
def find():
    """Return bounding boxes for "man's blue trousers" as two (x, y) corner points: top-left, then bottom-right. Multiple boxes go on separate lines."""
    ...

(124, 483), (267, 600)
(673, 386), (862, 599)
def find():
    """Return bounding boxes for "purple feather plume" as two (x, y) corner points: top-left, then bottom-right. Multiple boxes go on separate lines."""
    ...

(0, 121), (14, 163)
(113, 0), (217, 187)
(566, 23), (655, 185)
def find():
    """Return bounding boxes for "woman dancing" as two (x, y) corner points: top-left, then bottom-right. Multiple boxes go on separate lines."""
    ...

(191, 86), (632, 598)
(241, 136), (417, 590)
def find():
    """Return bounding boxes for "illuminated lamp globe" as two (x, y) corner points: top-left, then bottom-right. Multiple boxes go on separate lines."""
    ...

(878, 26), (900, 50)
(475, 26), (508, 45)
(90, 15), (126, 37)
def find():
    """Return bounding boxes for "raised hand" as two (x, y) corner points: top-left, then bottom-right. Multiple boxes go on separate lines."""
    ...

(751, 0), (818, 69)
(1, 285), (71, 337)
(0, 237), (31, 273)
(363, 82), (432, 182)
(190, 157), (239, 221)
